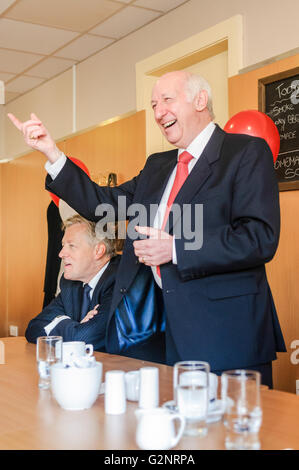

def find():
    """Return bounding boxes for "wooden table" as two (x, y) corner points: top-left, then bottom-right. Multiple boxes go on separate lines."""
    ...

(0, 337), (298, 450)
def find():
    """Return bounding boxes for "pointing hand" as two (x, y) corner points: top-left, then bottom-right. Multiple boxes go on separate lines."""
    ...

(7, 112), (62, 163)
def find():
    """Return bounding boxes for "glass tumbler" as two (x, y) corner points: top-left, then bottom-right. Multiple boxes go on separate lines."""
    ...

(173, 360), (210, 437)
(221, 370), (262, 450)
(36, 336), (63, 389)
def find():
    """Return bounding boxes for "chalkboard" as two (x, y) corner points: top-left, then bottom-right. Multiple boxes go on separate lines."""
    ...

(259, 67), (299, 191)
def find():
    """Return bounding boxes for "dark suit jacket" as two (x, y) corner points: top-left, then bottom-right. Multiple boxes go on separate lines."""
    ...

(25, 255), (121, 351)
(46, 125), (286, 370)
(43, 201), (63, 307)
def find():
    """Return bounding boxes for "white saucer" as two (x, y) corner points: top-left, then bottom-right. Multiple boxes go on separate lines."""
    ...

(162, 399), (224, 423)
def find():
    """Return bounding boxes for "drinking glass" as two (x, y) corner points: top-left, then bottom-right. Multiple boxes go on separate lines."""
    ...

(36, 336), (63, 389)
(221, 370), (262, 450)
(173, 361), (210, 437)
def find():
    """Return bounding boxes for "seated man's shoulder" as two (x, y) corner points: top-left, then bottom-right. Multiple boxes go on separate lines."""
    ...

(110, 254), (121, 269)
(101, 255), (121, 283)
(59, 275), (81, 292)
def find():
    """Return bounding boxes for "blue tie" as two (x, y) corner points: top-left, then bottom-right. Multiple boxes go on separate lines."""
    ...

(80, 284), (92, 321)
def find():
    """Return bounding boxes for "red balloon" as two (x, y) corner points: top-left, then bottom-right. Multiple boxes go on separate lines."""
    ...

(49, 192), (60, 207)
(49, 156), (90, 206)
(69, 156), (90, 177)
(224, 110), (280, 162)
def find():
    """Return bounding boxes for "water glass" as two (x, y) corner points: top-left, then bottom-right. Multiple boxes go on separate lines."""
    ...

(173, 361), (210, 437)
(36, 336), (63, 389)
(221, 370), (262, 450)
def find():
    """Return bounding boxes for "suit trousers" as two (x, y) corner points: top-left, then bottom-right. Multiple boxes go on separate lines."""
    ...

(165, 318), (273, 389)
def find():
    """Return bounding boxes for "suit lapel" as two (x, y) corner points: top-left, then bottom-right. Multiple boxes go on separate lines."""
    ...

(168, 125), (225, 232)
(71, 281), (83, 322)
(90, 260), (113, 308)
(142, 149), (178, 207)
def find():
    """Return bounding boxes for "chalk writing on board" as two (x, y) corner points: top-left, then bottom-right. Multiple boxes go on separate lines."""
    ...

(265, 75), (299, 183)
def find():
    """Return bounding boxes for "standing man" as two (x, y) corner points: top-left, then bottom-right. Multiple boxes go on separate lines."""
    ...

(9, 71), (285, 386)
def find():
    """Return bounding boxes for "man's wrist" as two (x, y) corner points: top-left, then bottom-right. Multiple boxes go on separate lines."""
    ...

(45, 152), (67, 180)
(45, 146), (63, 164)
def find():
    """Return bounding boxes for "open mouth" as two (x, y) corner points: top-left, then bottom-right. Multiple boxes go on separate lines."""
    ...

(163, 119), (176, 129)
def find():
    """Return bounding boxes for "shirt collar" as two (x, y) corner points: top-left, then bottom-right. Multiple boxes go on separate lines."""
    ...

(83, 260), (110, 293)
(178, 121), (216, 160)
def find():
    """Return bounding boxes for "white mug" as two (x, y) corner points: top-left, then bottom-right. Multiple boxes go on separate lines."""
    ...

(125, 370), (140, 401)
(51, 361), (102, 410)
(105, 370), (126, 415)
(135, 408), (185, 450)
(62, 341), (93, 365)
(139, 367), (159, 409)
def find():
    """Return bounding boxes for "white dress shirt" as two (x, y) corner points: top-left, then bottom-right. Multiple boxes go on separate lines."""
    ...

(44, 261), (110, 335)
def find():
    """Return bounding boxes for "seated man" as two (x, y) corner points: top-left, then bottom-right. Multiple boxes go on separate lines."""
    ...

(25, 214), (120, 351)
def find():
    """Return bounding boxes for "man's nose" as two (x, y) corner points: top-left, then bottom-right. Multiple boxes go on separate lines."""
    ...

(59, 246), (66, 258)
(154, 102), (167, 121)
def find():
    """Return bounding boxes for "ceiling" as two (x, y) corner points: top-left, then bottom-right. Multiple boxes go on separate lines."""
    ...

(0, 0), (189, 103)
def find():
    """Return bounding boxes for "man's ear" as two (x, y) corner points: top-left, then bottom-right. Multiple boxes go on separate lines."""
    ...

(194, 89), (208, 112)
(94, 242), (106, 260)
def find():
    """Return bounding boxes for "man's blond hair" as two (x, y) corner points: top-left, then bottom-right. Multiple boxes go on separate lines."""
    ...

(62, 214), (118, 258)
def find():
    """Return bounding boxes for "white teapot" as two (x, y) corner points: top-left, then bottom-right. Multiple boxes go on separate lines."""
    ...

(135, 407), (185, 450)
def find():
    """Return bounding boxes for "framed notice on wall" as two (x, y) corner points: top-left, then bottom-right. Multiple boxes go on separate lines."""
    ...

(259, 66), (299, 191)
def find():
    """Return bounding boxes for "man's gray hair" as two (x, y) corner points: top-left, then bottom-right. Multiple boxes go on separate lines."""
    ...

(62, 214), (117, 258)
(184, 73), (215, 120)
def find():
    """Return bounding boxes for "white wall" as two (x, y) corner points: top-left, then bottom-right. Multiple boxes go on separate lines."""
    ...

(5, 69), (73, 158)
(3, 0), (299, 158)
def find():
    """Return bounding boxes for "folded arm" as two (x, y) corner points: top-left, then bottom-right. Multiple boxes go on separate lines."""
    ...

(49, 288), (113, 351)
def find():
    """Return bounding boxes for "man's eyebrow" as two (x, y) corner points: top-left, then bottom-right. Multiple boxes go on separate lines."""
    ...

(151, 92), (173, 102)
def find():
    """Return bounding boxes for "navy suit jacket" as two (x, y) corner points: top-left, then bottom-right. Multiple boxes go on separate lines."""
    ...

(46, 125), (286, 370)
(25, 255), (120, 351)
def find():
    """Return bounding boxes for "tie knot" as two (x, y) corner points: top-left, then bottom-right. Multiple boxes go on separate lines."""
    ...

(179, 151), (193, 165)
(83, 284), (92, 295)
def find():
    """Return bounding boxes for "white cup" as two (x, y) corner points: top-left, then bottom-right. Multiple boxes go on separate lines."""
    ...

(139, 367), (159, 409)
(62, 341), (93, 365)
(125, 370), (140, 401)
(105, 370), (126, 415)
(50, 361), (102, 410)
(180, 371), (218, 406)
(135, 408), (185, 450)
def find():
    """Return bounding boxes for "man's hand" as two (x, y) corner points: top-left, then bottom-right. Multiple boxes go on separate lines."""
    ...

(80, 304), (100, 324)
(7, 112), (61, 163)
(133, 226), (173, 266)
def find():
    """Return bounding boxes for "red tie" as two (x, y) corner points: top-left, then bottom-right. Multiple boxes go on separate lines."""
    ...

(157, 151), (193, 278)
